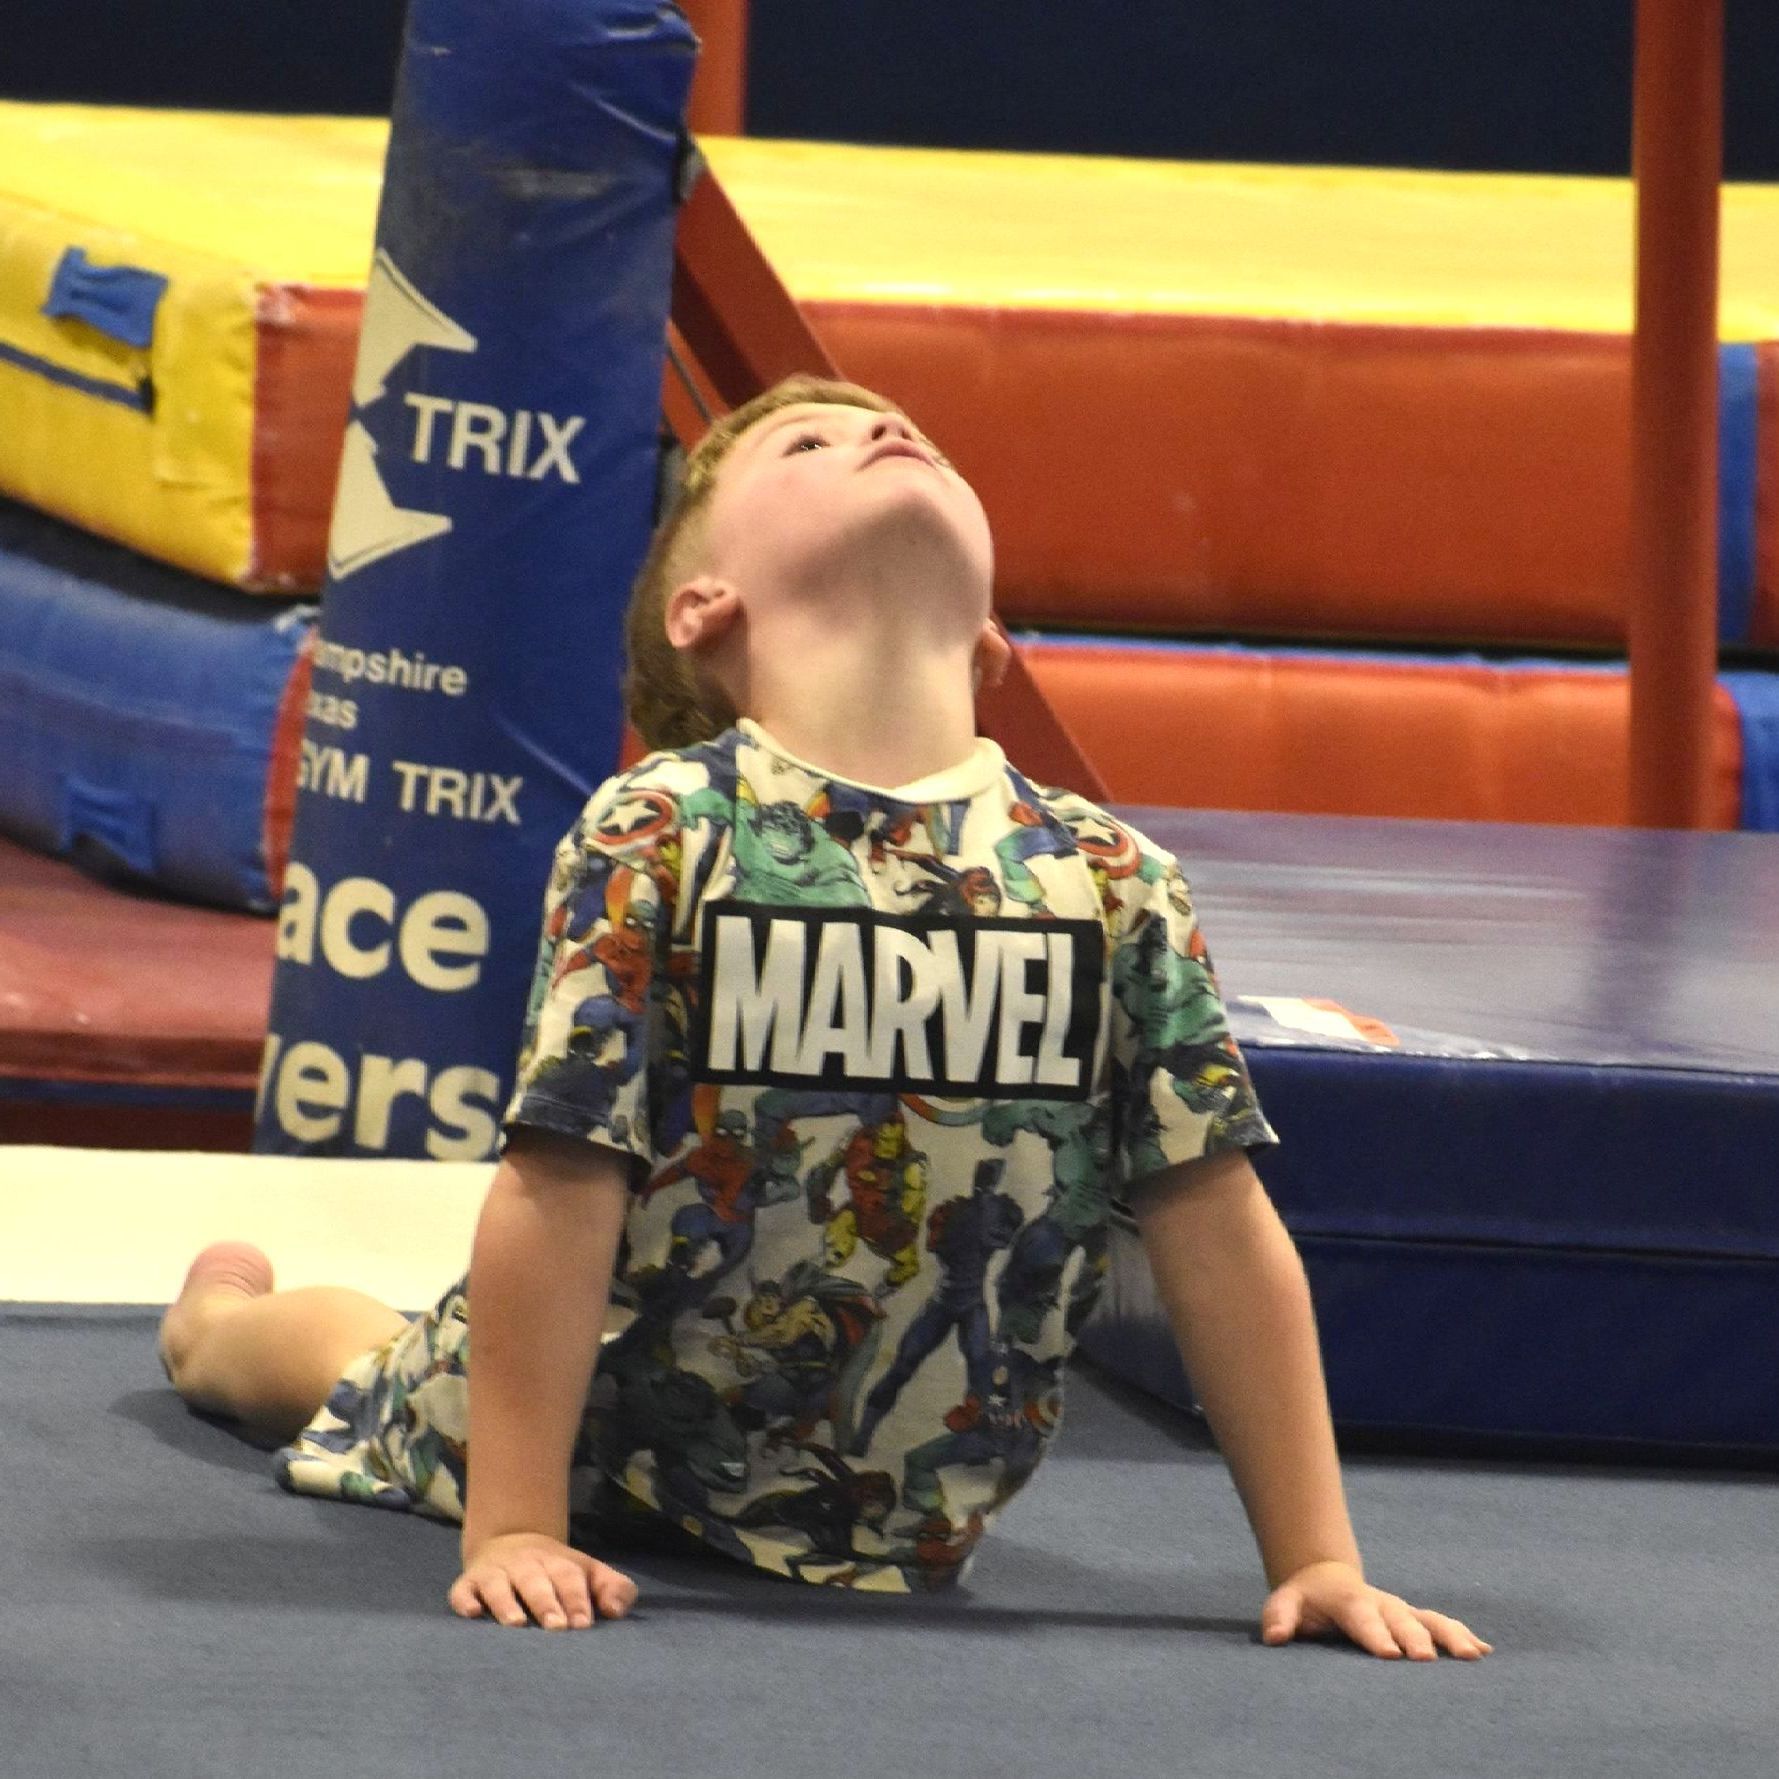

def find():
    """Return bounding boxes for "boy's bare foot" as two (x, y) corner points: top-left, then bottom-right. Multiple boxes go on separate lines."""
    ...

(158, 1241), (276, 1384)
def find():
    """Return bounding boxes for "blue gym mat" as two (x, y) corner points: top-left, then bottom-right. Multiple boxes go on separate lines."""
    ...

(3, 1304), (1775, 1779)
(1080, 809), (1779, 1458)
(0, 494), (311, 911)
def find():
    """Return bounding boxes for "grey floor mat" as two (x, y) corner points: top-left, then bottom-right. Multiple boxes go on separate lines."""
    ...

(3, 1306), (1774, 1779)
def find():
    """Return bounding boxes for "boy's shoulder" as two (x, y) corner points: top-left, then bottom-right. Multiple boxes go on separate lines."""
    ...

(565, 725), (740, 857)
(1022, 776), (1179, 878)
(616, 728), (743, 789)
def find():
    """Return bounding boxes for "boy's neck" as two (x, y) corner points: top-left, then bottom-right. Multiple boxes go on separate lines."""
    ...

(743, 642), (980, 791)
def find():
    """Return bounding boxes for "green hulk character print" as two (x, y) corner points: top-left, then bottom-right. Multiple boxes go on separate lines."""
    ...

(1112, 896), (1262, 1177)
(681, 782), (868, 907)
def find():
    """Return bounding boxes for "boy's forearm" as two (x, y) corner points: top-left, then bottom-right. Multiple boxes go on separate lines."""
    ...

(463, 1138), (630, 1554)
(1132, 1154), (1362, 1588)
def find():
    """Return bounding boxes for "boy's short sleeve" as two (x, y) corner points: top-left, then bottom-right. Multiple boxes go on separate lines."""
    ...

(1107, 850), (1277, 1194)
(501, 778), (677, 1168)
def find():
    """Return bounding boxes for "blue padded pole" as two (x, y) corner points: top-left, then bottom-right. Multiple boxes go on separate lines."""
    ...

(254, 1), (696, 1158)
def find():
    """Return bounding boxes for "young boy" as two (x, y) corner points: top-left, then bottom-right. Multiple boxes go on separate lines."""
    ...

(161, 375), (1490, 1660)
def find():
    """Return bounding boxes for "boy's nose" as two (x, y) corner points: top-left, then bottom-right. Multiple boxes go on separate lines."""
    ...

(867, 414), (914, 444)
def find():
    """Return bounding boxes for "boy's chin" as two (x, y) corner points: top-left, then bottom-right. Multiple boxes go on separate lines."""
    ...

(826, 505), (992, 599)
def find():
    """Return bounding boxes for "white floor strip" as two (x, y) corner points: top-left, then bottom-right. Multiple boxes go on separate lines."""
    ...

(1, 1146), (491, 1308)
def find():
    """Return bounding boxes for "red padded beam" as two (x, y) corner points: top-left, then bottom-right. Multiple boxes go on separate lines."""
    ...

(1629, 0), (1724, 829)
(672, 169), (837, 405)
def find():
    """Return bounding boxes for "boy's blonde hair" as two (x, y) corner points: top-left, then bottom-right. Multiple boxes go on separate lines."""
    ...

(623, 373), (908, 751)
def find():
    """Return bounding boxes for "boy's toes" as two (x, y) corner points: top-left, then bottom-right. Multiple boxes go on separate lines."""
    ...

(178, 1241), (276, 1303)
(160, 1242), (276, 1379)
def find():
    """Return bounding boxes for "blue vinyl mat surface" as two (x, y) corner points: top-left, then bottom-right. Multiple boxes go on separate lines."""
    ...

(3, 1305), (1776, 1779)
(0, 496), (311, 911)
(1081, 809), (1779, 1455)
(1140, 808), (1779, 1072)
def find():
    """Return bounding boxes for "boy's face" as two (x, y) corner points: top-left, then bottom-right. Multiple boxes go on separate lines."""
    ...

(699, 402), (994, 620)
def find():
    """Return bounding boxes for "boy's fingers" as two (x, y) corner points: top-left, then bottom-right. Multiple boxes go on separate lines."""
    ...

(478, 1571), (531, 1629)
(446, 1576), (484, 1619)
(1421, 1611), (1494, 1659)
(515, 1566), (574, 1631)
(1349, 1601), (1404, 1659)
(1260, 1582), (1493, 1661)
(1260, 1591), (1300, 1644)
(589, 1560), (639, 1619)
(1380, 1600), (1438, 1661)
(544, 1559), (596, 1629)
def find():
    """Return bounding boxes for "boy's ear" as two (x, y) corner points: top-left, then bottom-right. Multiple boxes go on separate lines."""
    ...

(665, 577), (742, 654)
(972, 622), (1014, 694)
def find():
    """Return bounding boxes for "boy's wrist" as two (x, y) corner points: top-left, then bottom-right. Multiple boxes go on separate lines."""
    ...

(1263, 1547), (1365, 1590)
(462, 1512), (570, 1561)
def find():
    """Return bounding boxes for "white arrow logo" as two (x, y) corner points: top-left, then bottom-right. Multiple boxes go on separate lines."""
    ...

(326, 250), (477, 581)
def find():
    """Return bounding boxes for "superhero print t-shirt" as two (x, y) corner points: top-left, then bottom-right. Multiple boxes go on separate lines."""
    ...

(276, 719), (1276, 1591)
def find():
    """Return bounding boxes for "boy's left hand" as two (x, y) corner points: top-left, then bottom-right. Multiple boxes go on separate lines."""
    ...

(1260, 1561), (1493, 1661)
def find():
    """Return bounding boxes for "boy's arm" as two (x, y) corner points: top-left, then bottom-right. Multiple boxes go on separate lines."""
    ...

(1129, 1149), (1360, 1587)
(455, 1128), (633, 1626)
(1130, 1150), (1492, 1660)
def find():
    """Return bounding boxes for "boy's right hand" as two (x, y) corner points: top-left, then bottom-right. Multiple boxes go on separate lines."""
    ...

(449, 1531), (639, 1630)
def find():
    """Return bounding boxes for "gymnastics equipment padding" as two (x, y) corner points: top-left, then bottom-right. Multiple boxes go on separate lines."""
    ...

(0, 835), (272, 1150)
(1762, 348), (1779, 637)
(699, 139), (1779, 652)
(0, 103), (375, 591)
(253, 0), (695, 1160)
(1078, 807), (1779, 1459)
(10, 111), (1779, 651)
(1015, 633), (1775, 830)
(10, 113), (1776, 648)
(0, 495), (311, 911)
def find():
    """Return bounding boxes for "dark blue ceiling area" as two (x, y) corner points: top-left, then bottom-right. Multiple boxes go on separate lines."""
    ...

(6, 2), (1778, 179)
